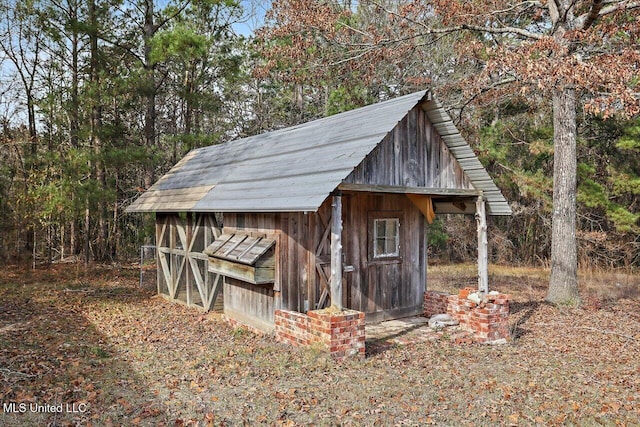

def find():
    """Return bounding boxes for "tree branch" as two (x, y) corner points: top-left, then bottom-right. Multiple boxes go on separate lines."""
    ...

(488, 1), (545, 16)
(547, 0), (562, 25)
(155, 0), (192, 33)
(575, 0), (640, 30)
(455, 76), (519, 124)
(576, 0), (605, 29)
(597, 0), (640, 17)
(367, 0), (543, 40)
(459, 23), (544, 40)
(97, 34), (144, 65)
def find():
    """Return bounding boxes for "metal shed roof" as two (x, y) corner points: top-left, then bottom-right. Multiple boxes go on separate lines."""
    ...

(422, 99), (512, 215)
(126, 90), (511, 215)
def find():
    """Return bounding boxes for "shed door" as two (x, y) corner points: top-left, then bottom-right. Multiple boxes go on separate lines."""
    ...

(343, 193), (426, 323)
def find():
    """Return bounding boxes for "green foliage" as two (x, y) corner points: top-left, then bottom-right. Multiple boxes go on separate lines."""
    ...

(615, 121), (640, 151)
(0, 0), (253, 262)
(577, 164), (608, 209)
(611, 172), (640, 196)
(471, 106), (637, 264)
(427, 218), (449, 251)
(151, 25), (209, 65)
(326, 86), (374, 116)
(577, 118), (640, 235)
(607, 205), (640, 233)
(479, 119), (554, 210)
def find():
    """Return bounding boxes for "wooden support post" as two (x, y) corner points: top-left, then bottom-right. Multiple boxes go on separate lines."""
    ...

(170, 217), (177, 299)
(186, 214), (192, 306)
(423, 220), (428, 294)
(156, 215), (163, 295)
(330, 194), (343, 310)
(476, 194), (489, 294)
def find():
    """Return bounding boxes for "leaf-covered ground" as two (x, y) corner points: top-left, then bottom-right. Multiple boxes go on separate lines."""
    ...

(0, 264), (638, 426)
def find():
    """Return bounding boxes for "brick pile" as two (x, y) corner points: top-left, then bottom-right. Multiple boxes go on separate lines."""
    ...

(424, 289), (511, 344)
(423, 290), (451, 318)
(275, 309), (366, 360)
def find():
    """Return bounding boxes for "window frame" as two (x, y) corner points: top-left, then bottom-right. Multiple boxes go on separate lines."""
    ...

(368, 211), (403, 264)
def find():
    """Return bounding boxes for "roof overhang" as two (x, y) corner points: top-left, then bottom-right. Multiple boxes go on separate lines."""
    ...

(125, 90), (511, 216)
(338, 183), (481, 197)
(421, 100), (512, 216)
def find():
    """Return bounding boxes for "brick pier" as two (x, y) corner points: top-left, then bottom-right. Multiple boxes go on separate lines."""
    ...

(424, 290), (511, 343)
(274, 309), (366, 360)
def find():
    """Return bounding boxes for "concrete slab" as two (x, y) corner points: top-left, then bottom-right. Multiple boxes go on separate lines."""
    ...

(365, 316), (472, 352)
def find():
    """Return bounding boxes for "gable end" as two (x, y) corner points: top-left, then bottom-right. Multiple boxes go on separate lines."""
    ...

(344, 105), (474, 192)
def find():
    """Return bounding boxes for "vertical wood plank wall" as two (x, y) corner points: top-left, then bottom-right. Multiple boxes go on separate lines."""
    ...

(223, 278), (275, 332)
(342, 192), (426, 323)
(223, 210), (322, 328)
(344, 105), (473, 190)
(159, 199), (426, 325)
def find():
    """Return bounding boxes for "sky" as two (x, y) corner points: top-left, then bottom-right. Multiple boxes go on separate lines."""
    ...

(232, 0), (271, 36)
(0, 0), (273, 126)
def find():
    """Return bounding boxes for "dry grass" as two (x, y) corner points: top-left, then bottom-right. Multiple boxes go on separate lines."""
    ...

(1, 264), (639, 426)
(429, 263), (639, 301)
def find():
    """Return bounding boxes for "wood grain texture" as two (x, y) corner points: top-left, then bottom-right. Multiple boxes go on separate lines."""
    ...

(330, 195), (343, 310)
(224, 278), (275, 332)
(341, 192), (426, 322)
(343, 106), (474, 191)
(155, 213), (223, 311)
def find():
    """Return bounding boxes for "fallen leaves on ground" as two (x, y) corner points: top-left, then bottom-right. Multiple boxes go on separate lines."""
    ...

(0, 263), (638, 426)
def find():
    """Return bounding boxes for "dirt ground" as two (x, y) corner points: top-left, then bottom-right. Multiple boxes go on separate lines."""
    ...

(0, 263), (638, 426)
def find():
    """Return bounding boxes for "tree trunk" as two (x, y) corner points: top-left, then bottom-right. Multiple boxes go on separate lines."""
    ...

(143, 0), (156, 189)
(70, 2), (79, 148)
(84, 203), (90, 264)
(89, 0), (109, 262)
(26, 93), (37, 157)
(546, 87), (580, 305)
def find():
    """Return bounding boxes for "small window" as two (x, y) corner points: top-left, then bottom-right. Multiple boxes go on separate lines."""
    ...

(373, 218), (400, 258)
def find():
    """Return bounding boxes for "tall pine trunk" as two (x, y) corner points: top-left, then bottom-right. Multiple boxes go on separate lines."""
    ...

(547, 86), (580, 305)
(143, 0), (156, 189)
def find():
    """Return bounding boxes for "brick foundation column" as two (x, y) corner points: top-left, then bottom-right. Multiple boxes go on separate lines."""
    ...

(424, 291), (450, 317)
(275, 309), (365, 360)
(274, 310), (311, 346)
(447, 295), (476, 328)
(469, 296), (510, 343)
(308, 309), (366, 360)
(424, 291), (511, 344)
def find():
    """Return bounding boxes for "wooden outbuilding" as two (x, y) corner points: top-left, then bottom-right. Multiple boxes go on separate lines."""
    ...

(126, 90), (510, 334)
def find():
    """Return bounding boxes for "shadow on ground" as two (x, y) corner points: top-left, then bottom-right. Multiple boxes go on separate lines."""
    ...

(0, 271), (169, 426)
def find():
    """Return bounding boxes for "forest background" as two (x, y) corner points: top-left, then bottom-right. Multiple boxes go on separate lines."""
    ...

(0, 0), (638, 273)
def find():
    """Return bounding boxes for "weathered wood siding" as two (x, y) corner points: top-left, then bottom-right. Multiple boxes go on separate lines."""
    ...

(341, 192), (426, 323)
(223, 209), (323, 320)
(311, 200), (334, 311)
(276, 211), (313, 313)
(223, 278), (275, 332)
(223, 191), (425, 324)
(344, 105), (474, 190)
